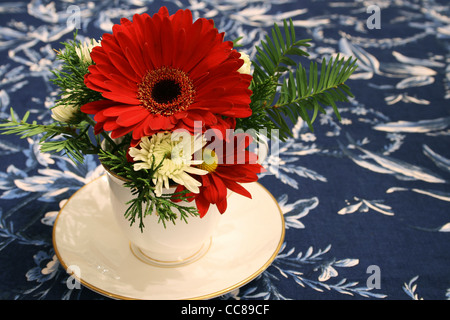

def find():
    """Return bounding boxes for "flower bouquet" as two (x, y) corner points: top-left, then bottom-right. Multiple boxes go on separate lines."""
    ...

(0, 7), (357, 236)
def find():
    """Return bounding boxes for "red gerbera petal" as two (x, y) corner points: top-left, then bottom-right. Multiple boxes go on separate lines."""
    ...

(214, 165), (260, 183)
(184, 130), (264, 218)
(221, 179), (252, 199)
(216, 197), (228, 214)
(116, 108), (149, 126)
(80, 100), (116, 114)
(195, 195), (211, 218)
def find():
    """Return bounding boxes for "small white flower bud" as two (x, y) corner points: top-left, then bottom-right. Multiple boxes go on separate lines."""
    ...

(51, 90), (79, 123)
(237, 51), (252, 74)
(75, 38), (101, 64)
(51, 104), (79, 123)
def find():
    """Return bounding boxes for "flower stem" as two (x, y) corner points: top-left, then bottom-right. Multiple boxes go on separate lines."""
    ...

(83, 114), (118, 150)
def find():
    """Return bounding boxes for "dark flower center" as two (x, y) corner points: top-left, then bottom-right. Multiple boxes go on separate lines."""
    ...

(138, 67), (195, 116)
(151, 80), (181, 104)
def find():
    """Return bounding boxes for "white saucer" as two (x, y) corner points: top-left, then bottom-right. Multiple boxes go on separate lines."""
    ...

(53, 175), (285, 300)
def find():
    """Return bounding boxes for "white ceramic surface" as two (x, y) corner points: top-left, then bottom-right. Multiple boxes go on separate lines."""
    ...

(53, 175), (284, 300)
(106, 172), (222, 266)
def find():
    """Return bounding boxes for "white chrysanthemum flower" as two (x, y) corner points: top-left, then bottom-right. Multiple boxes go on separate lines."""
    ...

(237, 51), (252, 74)
(75, 38), (101, 64)
(128, 132), (208, 197)
(51, 90), (79, 123)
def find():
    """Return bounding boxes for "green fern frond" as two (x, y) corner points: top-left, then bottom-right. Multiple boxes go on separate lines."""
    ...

(238, 19), (358, 141)
(253, 19), (310, 81)
(275, 54), (358, 132)
(0, 109), (50, 138)
(0, 108), (97, 163)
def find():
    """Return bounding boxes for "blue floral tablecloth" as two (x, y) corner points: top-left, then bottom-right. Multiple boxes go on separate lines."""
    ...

(0, 0), (449, 300)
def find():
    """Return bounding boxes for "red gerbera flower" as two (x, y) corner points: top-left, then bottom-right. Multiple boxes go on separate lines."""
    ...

(81, 7), (253, 144)
(175, 132), (265, 217)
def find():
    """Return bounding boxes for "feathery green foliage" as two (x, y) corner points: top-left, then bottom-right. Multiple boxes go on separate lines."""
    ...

(237, 19), (358, 141)
(0, 108), (97, 163)
(51, 33), (103, 110)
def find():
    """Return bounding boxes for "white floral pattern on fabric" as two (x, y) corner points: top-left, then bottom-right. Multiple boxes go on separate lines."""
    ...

(0, 0), (449, 301)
